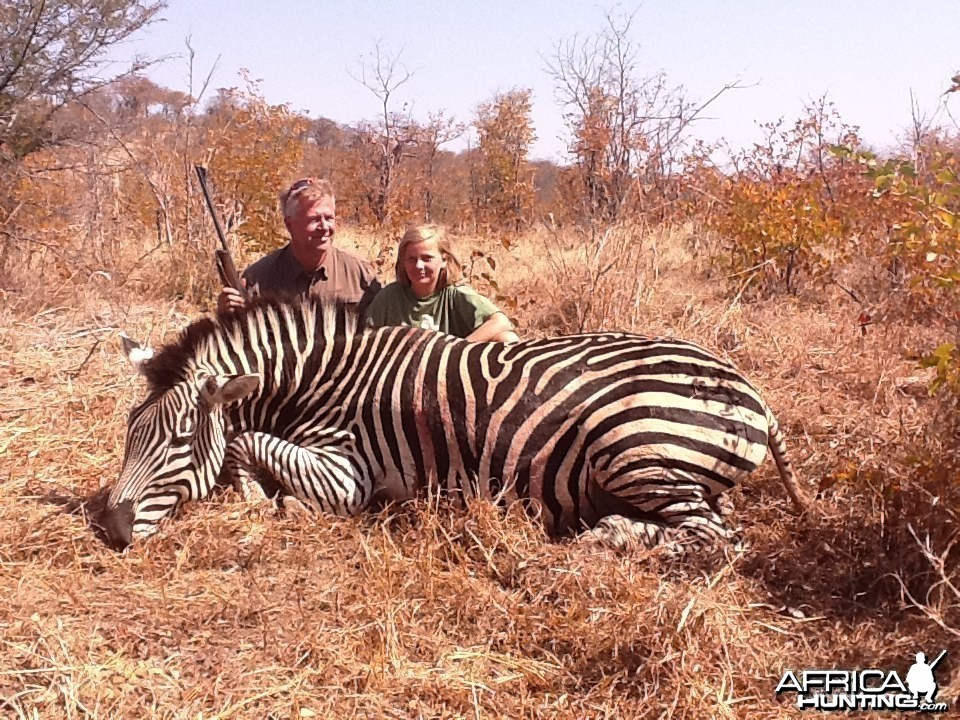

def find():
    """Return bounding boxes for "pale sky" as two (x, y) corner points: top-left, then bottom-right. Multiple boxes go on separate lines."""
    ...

(106, 1), (960, 162)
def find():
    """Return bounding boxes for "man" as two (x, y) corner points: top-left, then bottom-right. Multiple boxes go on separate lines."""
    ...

(217, 177), (380, 314)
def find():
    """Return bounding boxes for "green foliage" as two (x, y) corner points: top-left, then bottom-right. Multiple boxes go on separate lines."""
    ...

(843, 121), (960, 437)
(920, 342), (959, 394)
(853, 144), (960, 319)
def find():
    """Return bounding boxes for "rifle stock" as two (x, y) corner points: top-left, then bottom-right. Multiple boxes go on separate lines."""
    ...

(215, 248), (243, 294)
(194, 165), (247, 299)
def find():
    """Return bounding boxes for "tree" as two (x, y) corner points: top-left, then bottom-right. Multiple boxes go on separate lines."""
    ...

(202, 75), (310, 255)
(0, 0), (164, 162)
(350, 43), (418, 228)
(547, 10), (739, 224)
(417, 110), (465, 222)
(473, 88), (536, 233)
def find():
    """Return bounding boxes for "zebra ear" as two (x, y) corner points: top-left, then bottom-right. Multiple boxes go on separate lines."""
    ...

(121, 332), (154, 374)
(199, 374), (261, 407)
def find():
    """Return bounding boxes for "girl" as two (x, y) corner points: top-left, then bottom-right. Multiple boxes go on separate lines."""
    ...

(365, 224), (520, 343)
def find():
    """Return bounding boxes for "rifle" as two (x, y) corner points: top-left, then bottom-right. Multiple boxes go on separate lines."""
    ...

(193, 165), (247, 299)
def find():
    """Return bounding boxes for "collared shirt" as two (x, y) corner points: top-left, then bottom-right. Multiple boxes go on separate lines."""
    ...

(242, 244), (381, 313)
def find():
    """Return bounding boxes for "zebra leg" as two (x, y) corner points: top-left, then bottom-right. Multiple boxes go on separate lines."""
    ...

(219, 440), (280, 504)
(584, 481), (734, 558)
(224, 431), (370, 516)
(581, 515), (672, 554)
(227, 466), (272, 503)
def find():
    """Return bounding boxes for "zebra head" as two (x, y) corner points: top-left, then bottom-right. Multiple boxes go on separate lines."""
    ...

(101, 334), (259, 549)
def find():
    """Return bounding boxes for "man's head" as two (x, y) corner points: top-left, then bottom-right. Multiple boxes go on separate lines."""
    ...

(282, 178), (336, 268)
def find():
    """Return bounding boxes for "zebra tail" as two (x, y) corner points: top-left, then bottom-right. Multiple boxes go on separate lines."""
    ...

(765, 407), (810, 513)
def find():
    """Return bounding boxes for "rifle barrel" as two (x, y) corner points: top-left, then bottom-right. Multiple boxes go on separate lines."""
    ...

(194, 165), (246, 297)
(194, 165), (230, 253)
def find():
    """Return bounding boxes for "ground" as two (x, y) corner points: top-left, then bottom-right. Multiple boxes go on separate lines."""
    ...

(0, 225), (956, 718)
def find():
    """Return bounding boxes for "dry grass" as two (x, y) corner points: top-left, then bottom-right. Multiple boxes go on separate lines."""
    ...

(0, 223), (957, 718)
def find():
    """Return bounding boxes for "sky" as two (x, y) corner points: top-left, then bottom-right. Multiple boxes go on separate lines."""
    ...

(105, 0), (960, 162)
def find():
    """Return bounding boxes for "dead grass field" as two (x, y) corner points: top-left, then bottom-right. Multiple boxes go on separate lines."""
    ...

(0, 224), (957, 718)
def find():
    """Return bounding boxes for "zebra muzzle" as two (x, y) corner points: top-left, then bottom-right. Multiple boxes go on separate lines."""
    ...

(100, 500), (135, 550)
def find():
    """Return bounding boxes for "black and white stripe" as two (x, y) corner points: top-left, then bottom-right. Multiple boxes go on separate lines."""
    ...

(104, 295), (806, 553)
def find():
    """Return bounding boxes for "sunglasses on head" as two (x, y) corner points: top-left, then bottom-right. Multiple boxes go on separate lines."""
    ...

(288, 178), (316, 194)
(283, 178), (321, 206)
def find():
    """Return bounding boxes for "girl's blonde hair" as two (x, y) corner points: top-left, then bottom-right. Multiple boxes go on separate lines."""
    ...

(395, 224), (463, 289)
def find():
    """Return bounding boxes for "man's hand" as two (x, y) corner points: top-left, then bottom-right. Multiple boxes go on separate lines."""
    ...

(217, 282), (247, 314)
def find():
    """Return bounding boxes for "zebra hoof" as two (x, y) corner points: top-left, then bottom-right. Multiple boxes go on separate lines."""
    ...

(578, 515), (665, 555)
(236, 477), (270, 503)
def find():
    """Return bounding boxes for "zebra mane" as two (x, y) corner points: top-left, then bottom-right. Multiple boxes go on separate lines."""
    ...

(140, 295), (362, 395)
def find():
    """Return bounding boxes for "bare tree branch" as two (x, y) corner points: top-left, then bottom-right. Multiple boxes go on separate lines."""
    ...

(545, 8), (748, 224)
(348, 42), (419, 226)
(0, 0), (165, 160)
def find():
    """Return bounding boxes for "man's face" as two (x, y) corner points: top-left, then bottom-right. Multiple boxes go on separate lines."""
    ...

(286, 195), (336, 256)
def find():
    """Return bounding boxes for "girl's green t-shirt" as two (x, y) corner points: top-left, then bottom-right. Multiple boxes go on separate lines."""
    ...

(365, 282), (502, 338)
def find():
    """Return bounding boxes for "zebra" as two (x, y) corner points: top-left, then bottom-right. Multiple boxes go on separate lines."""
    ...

(100, 295), (808, 553)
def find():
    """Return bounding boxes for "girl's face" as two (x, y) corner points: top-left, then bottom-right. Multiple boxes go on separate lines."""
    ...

(403, 239), (446, 298)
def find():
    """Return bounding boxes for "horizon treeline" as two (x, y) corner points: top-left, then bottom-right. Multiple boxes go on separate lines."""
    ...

(3, 0), (960, 327)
